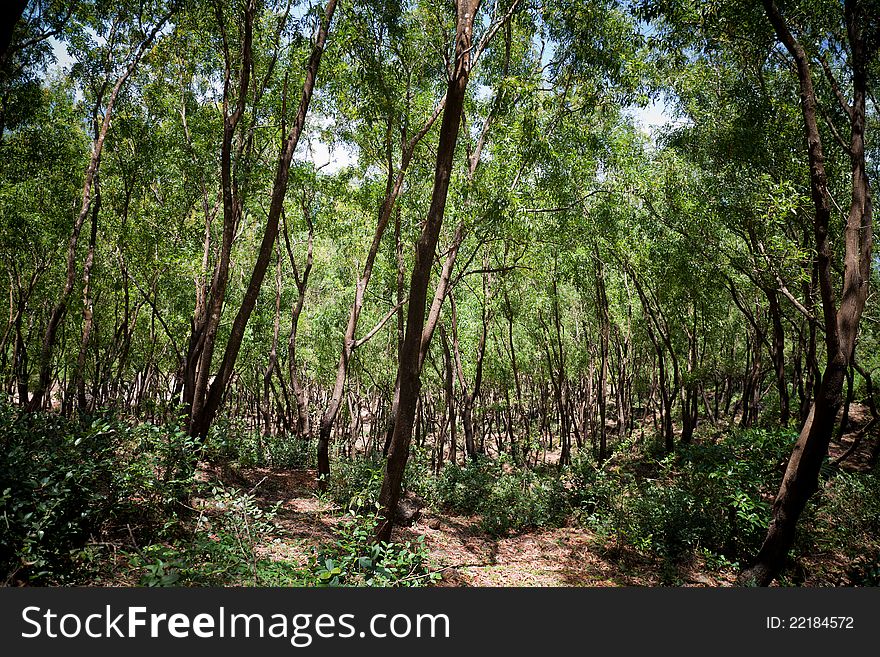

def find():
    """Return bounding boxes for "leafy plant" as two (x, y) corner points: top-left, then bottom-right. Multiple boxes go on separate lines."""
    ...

(0, 405), (121, 583)
(128, 484), (287, 586)
(810, 470), (880, 585)
(435, 457), (496, 515)
(436, 456), (568, 536)
(325, 456), (385, 511)
(308, 505), (438, 587)
(576, 427), (793, 563)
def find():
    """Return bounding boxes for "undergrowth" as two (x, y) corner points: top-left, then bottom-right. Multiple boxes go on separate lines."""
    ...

(2, 396), (876, 587)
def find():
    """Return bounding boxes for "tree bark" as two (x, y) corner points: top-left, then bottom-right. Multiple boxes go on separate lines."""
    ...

(741, 0), (874, 586)
(189, 0), (338, 438)
(73, 172), (101, 414)
(28, 9), (173, 411)
(375, 0), (481, 543)
(316, 98), (444, 484)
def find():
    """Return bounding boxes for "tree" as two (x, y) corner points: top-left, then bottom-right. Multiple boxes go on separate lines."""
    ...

(185, 0), (338, 438)
(740, 0), (877, 586)
(28, 1), (176, 411)
(375, 0), (486, 542)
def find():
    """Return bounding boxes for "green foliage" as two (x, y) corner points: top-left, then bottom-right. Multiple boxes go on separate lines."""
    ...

(307, 505), (438, 587)
(401, 445), (436, 504)
(811, 470), (880, 585)
(325, 455), (385, 511)
(126, 420), (200, 505)
(479, 466), (569, 536)
(0, 398), (209, 584)
(435, 457), (496, 515)
(578, 427), (794, 562)
(325, 447), (434, 511)
(205, 418), (316, 469)
(1, 0), (876, 590)
(436, 456), (569, 536)
(0, 401), (202, 583)
(0, 405), (119, 583)
(128, 484), (292, 587)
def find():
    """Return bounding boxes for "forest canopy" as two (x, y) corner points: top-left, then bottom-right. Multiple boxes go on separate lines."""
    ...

(0, 0), (878, 587)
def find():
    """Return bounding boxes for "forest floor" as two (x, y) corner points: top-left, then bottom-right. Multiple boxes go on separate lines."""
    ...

(208, 463), (737, 587)
(201, 404), (877, 588)
(826, 403), (877, 472)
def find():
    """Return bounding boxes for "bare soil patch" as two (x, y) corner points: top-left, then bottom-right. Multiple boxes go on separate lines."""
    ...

(221, 464), (738, 587)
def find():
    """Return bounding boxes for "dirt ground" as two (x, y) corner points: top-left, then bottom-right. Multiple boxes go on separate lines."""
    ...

(201, 404), (877, 587)
(208, 463), (737, 587)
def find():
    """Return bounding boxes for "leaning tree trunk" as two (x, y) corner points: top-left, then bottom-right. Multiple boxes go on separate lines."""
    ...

(375, 0), (481, 543)
(28, 9), (173, 411)
(316, 99), (445, 486)
(740, 0), (873, 586)
(188, 0), (338, 438)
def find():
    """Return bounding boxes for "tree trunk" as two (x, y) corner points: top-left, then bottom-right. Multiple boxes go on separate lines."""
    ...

(766, 288), (790, 426)
(189, 0), (337, 438)
(316, 98), (445, 484)
(376, 0), (480, 543)
(28, 10), (173, 411)
(741, 0), (873, 586)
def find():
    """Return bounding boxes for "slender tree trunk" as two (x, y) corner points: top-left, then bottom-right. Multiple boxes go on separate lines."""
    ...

(741, 0), (874, 585)
(73, 173), (101, 414)
(28, 10), (173, 411)
(451, 279), (489, 460)
(183, 0), (256, 430)
(284, 213), (314, 440)
(595, 251), (610, 462)
(316, 99), (445, 483)
(189, 0), (338, 438)
(263, 245), (283, 437)
(766, 288), (790, 426)
(376, 0), (480, 542)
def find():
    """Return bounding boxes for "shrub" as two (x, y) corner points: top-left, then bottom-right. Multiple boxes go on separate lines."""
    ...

(0, 406), (120, 583)
(205, 418), (316, 469)
(307, 505), (438, 587)
(435, 456), (496, 515)
(128, 484), (290, 586)
(324, 447), (434, 512)
(402, 445), (436, 504)
(325, 455), (385, 510)
(0, 400), (205, 584)
(203, 416), (252, 463)
(125, 420), (200, 506)
(265, 434), (315, 469)
(436, 456), (568, 536)
(478, 466), (568, 536)
(811, 470), (880, 584)
(576, 427), (795, 563)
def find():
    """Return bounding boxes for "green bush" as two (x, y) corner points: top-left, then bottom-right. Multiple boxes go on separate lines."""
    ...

(436, 456), (568, 536)
(325, 448), (434, 511)
(0, 401), (204, 584)
(203, 416), (252, 462)
(0, 407), (118, 582)
(265, 434), (315, 469)
(128, 484), (292, 586)
(577, 427), (794, 562)
(479, 466), (568, 535)
(812, 470), (880, 584)
(325, 455), (385, 510)
(402, 445), (436, 504)
(307, 505), (438, 587)
(204, 418), (315, 469)
(125, 420), (200, 506)
(435, 456), (496, 515)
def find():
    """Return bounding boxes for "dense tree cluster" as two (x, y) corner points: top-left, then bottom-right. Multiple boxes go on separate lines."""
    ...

(0, 0), (877, 585)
